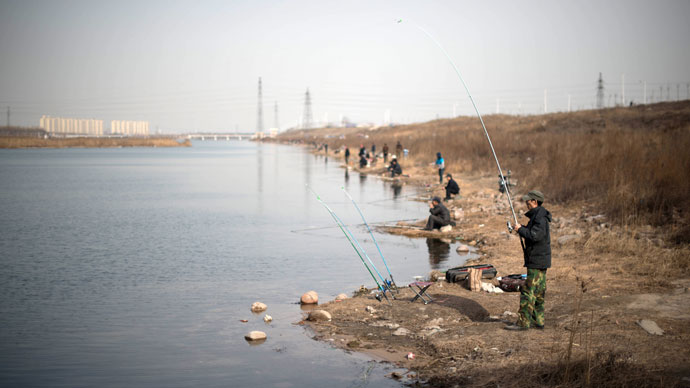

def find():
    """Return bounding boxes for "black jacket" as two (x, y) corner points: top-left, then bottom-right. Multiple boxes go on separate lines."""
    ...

(517, 206), (552, 269)
(445, 178), (459, 195)
(429, 202), (450, 223)
(389, 162), (402, 175)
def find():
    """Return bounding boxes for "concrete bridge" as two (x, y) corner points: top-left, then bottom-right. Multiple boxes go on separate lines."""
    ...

(184, 133), (254, 141)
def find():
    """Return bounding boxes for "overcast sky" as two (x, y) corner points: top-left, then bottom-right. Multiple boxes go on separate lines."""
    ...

(1, 0), (689, 133)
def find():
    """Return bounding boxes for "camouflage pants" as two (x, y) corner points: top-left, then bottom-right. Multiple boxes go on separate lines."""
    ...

(517, 268), (547, 328)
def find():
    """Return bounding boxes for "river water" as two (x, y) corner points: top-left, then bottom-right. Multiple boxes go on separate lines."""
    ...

(0, 141), (473, 387)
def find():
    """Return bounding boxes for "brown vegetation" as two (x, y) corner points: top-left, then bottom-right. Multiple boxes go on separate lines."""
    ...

(0, 136), (191, 148)
(277, 101), (690, 243)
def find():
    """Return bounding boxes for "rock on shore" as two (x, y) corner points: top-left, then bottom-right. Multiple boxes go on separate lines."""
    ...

(301, 290), (319, 304)
(245, 331), (267, 341)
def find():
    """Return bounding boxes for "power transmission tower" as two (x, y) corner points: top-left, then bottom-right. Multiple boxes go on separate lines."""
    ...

(273, 101), (279, 130)
(6, 106), (9, 127)
(596, 73), (604, 109)
(256, 77), (264, 132)
(302, 88), (313, 129)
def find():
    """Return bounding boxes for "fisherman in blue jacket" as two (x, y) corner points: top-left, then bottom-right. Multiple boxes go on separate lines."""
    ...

(505, 190), (552, 331)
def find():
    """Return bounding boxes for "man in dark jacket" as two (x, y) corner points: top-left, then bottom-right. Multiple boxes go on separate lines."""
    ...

(424, 197), (451, 230)
(388, 158), (402, 177)
(505, 190), (552, 331)
(444, 174), (460, 200)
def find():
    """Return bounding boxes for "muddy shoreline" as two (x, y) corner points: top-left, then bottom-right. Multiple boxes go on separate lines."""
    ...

(298, 154), (690, 387)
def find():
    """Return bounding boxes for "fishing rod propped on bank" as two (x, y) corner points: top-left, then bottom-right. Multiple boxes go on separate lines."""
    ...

(306, 185), (395, 303)
(341, 187), (397, 290)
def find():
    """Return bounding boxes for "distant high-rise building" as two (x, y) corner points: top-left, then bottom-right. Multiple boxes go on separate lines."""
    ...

(40, 115), (103, 136)
(256, 77), (264, 132)
(110, 120), (150, 136)
(302, 88), (313, 129)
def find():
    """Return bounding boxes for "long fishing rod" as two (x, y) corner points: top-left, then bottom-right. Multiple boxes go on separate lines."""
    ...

(306, 185), (393, 301)
(309, 187), (393, 293)
(341, 187), (396, 289)
(398, 19), (525, 250)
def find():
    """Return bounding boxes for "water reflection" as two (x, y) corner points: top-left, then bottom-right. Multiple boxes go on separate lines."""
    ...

(344, 169), (350, 185)
(392, 183), (402, 198)
(426, 238), (450, 269)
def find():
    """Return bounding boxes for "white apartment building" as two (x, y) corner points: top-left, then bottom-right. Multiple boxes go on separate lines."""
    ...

(40, 115), (104, 136)
(110, 120), (150, 136)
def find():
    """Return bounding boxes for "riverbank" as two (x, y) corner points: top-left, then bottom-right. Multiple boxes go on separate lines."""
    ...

(0, 136), (191, 148)
(303, 173), (690, 387)
(275, 103), (690, 387)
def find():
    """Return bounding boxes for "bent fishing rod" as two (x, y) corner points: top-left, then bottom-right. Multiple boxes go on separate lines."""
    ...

(306, 185), (394, 301)
(341, 187), (396, 289)
(398, 19), (525, 250)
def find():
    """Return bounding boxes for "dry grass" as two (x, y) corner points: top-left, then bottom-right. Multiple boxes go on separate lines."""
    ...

(277, 100), (690, 242)
(0, 136), (191, 148)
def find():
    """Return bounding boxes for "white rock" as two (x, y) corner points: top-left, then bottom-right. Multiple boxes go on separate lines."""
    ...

(456, 244), (470, 253)
(427, 317), (443, 326)
(335, 293), (348, 300)
(307, 309), (332, 321)
(637, 320), (664, 335)
(440, 225), (453, 233)
(251, 302), (267, 312)
(365, 306), (377, 314)
(263, 314), (272, 323)
(301, 290), (319, 304)
(244, 331), (267, 341)
(392, 327), (411, 336)
(557, 234), (581, 246)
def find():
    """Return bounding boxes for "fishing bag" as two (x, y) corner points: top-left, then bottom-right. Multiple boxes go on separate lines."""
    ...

(498, 274), (526, 292)
(445, 264), (497, 283)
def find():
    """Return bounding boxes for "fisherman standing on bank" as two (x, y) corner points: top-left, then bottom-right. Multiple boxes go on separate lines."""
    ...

(505, 190), (552, 331)
(434, 152), (445, 184)
(344, 146), (350, 165)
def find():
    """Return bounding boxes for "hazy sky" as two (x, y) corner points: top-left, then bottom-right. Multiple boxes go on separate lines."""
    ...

(1, 0), (689, 133)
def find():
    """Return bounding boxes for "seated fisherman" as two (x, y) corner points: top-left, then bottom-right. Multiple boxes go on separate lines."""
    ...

(445, 173), (460, 200)
(424, 197), (451, 230)
(359, 153), (368, 168)
(388, 158), (402, 177)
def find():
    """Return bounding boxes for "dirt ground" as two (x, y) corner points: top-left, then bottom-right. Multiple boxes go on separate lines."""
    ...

(303, 163), (690, 387)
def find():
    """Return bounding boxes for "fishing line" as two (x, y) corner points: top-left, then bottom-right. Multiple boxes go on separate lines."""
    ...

(397, 19), (521, 227)
(342, 187), (396, 288)
(306, 185), (393, 301)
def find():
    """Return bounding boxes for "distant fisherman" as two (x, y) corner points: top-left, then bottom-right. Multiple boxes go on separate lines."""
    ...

(444, 174), (459, 200)
(388, 158), (402, 177)
(344, 146), (350, 165)
(424, 197), (450, 230)
(505, 190), (552, 331)
(382, 143), (389, 162)
(434, 152), (445, 184)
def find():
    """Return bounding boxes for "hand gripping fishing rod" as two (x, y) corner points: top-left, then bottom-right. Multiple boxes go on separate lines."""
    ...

(398, 19), (525, 251)
(306, 185), (394, 303)
(341, 187), (397, 290)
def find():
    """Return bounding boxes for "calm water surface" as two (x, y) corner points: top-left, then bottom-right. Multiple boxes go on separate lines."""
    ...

(0, 141), (473, 387)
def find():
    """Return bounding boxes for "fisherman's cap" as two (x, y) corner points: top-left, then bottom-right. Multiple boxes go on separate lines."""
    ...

(432, 196), (442, 203)
(521, 190), (545, 203)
